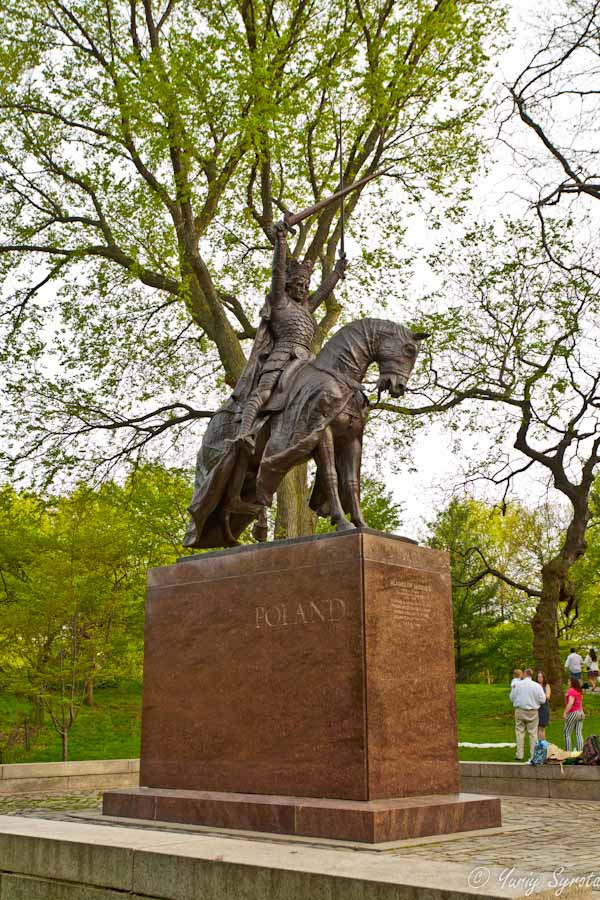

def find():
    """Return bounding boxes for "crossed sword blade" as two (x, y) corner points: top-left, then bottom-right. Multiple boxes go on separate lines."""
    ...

(283, 166), (392, 229)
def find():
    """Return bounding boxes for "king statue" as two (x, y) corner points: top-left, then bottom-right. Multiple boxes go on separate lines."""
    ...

(231, 220), (347, 453)
(183, 169), (427, 550)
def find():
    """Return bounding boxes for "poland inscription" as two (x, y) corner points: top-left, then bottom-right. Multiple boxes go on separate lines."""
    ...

(255, 597), (347, 628)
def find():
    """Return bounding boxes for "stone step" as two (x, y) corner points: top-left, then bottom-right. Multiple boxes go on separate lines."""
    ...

(0, 814), (591, 900)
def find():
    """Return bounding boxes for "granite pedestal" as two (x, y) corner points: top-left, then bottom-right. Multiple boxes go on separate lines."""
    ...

(104, 529), (501, 841)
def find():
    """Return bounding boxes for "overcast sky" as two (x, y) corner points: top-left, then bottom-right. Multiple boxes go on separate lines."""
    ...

(381, 0), (569, 537)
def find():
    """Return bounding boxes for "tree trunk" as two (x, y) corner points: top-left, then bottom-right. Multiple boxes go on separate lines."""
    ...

(532, 492), (590, 709)
(532, 564), (563, 709)
(62, 730), (68, 762)
(84, 678), (94, 707)
(30, 695), (45, 726)
(453, 617), (462, 680)
(274, 464), (316, 539)
(533, 551), (581, 709)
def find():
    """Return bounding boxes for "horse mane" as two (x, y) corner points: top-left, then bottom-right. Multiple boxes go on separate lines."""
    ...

(319, 317), (414, 360)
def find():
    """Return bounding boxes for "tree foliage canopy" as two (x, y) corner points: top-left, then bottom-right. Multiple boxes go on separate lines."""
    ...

(427, 497), (556, 679)
(0, 464), (191, 757)
(0, 0), (503, 482)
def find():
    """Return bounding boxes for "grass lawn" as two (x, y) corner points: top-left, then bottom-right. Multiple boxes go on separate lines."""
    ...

(2, 682), (600, 764)
(457, 683), (600, 762)
(0, 681), (142, 764)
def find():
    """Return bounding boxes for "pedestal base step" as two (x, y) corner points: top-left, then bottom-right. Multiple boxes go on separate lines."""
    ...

(103, 788), (501, 843)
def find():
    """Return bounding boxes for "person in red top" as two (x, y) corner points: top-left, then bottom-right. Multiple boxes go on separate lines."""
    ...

(564, 677), (585, 751)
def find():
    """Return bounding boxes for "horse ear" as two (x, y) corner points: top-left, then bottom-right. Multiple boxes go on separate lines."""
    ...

(412, 331), (431, 341)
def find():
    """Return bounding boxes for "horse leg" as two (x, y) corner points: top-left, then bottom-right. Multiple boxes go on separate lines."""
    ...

(256, 432), (308, 508)
(337, 436), (367, 528)
(315, 426), (354, 532)
(255, 456), (286, 508)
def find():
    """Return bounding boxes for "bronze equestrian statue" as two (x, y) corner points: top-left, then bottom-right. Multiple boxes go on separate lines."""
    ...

(183, 200), (426, 550)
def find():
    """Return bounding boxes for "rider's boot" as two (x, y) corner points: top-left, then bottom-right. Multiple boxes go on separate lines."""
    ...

(226, 394), (262, 454)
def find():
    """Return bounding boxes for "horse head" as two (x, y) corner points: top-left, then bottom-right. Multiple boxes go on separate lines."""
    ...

(373, 322), (429, 399)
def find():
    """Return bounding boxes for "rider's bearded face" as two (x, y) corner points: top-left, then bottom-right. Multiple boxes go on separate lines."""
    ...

(288, 274), (309, 302)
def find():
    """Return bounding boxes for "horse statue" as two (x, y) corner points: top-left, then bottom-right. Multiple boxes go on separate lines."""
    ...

(183, 317), (427, 549)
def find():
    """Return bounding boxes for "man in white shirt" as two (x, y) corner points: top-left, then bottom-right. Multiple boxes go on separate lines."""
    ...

(509, 669), (547, 761)
(565, 648), (583, 679)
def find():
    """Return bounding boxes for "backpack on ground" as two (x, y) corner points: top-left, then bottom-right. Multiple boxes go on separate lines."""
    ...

(582, 734), (600, 765)
(530, 740), (548, 766)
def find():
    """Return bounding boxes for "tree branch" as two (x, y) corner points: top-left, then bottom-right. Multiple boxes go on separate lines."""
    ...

(460, 547), (542, 598)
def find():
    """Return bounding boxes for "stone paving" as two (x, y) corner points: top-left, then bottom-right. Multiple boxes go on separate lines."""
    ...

(4, 792), (600, 885)
(396, 798), (600, 879)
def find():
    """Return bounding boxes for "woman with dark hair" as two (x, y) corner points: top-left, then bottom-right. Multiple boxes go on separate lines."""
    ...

(584, 649), (598, 692)
(564, 677), (585, 752)
(537, 671), (551, 740)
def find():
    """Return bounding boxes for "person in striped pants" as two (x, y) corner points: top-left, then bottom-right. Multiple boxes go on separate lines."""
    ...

(564, 677), (585, 751)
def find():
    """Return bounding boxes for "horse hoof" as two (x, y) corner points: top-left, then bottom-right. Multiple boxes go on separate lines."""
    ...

(334, 519), (355, 532)
(252, 523), (269, 542)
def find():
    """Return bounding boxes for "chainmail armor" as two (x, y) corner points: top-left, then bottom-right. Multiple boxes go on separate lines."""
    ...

(271, 301), (317, 349)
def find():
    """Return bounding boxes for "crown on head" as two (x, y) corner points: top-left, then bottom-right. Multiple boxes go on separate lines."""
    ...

(286, 257), (314, 280)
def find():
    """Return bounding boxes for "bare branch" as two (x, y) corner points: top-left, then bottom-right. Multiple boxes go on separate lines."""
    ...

(460, 547), (542, 598)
